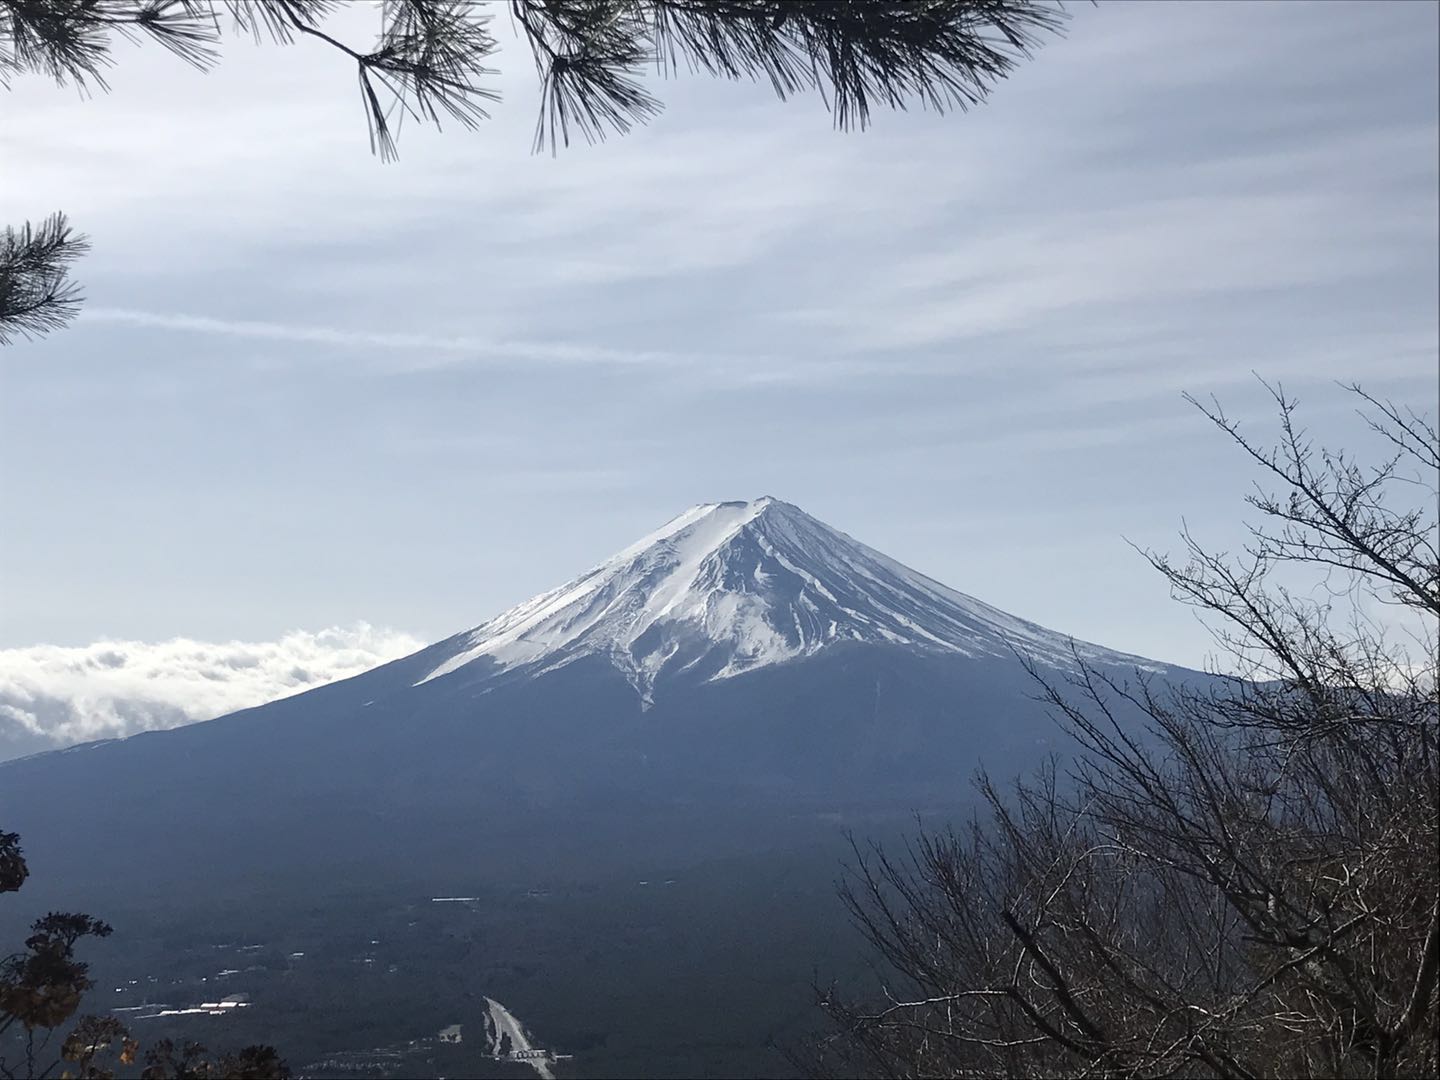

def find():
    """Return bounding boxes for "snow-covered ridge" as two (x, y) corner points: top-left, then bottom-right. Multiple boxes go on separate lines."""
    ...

(418, 497), (1153, 702)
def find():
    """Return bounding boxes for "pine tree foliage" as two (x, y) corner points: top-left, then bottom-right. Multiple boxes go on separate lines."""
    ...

(0, 0), (1067, 346)
(812, 384), (1440, 1079)
(0, 214), (89, 346)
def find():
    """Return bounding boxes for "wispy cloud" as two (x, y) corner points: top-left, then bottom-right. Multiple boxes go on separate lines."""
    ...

(77, 307), (698, 370)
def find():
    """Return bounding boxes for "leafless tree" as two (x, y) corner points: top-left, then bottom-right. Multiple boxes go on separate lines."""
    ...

(813, 383), (1439, 1079)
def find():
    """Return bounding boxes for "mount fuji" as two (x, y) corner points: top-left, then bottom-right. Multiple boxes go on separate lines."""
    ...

(413, 497), (1154, 703)
(0, 499), (1182, 901)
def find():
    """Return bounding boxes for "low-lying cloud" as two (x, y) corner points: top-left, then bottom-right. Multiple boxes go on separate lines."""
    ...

(0, 625), (425, 761)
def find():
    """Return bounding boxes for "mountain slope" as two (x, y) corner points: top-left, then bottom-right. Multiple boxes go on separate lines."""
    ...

(418, 497), (1155, 703)
(0, 498), (1185, 904)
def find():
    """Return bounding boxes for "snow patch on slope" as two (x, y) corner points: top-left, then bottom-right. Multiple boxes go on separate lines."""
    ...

(418, 498), (1156, 703)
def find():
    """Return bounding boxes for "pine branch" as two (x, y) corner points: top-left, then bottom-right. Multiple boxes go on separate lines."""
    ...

(0, 214), (90, 346)
(516, 0), (1069, 151)
(1, 1), (1069, 344)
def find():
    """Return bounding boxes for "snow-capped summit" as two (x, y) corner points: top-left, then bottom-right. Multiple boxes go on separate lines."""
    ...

(0, 498), (1190, 910)
(419, 497), (1144, 702)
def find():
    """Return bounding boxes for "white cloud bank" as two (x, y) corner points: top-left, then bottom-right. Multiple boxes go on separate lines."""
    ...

(0, 625), (425, 760)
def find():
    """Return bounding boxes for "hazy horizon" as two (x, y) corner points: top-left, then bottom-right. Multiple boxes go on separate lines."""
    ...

(3, 1), (1436, 704)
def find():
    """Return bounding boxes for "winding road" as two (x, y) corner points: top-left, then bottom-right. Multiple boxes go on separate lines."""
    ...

(484, 996), (554, 1080)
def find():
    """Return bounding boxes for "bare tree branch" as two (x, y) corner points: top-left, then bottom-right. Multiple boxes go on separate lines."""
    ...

(812, 386), (1439, 1078)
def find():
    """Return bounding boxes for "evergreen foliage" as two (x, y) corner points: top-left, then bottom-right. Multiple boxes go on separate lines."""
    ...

(0, 0), (1066, 346)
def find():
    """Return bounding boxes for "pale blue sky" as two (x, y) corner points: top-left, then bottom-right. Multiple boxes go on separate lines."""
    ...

(2, 0), (1436, 671)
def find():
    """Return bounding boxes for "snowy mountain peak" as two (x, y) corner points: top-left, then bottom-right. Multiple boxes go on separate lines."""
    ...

(419, 498), (1142, 702)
